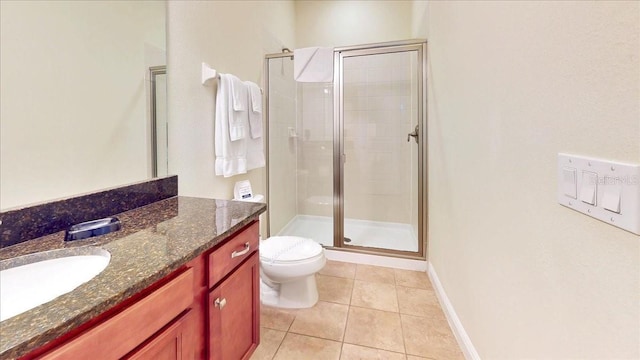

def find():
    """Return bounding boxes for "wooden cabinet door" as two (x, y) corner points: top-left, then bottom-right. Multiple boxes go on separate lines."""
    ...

(208, 252), (260, 360)
(125, 310), (195, 360)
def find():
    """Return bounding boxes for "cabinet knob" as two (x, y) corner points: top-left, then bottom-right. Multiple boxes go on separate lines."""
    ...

(214, 297), (227, 309)
(231, 242), (251, 258)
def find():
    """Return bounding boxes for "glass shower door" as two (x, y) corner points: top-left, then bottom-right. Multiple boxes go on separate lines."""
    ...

(337, 46), (423, 255)
(265, 54), (334, 247)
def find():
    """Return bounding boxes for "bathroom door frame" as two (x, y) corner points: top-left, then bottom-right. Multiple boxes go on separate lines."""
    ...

(333, 40), (428, 259)
(149, 65), (167, 178)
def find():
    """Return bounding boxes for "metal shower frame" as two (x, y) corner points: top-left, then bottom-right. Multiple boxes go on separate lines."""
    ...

(264, 39), (428, 260)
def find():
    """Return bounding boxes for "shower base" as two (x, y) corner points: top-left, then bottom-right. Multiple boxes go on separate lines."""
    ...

(277, 215), (418, 252)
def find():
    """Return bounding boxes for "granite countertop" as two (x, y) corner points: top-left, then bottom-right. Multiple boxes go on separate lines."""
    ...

(0, 196), (266, 359)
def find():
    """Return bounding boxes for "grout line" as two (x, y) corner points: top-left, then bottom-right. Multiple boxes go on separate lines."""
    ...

(340, 297), (350, 359)
(285, 312), (295, 332)
(348, 303), (401, 314)
(395, 282), (408, 356)
(269, 328), (286, 360)
(341, 341), (408, 356)
(283, 330), (344, 344)
(317, 273), (356, 281)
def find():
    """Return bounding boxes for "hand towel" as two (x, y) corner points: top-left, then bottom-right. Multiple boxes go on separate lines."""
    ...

(294, 47), (334, 82)
(245, 81), (263, 139)
(230, 74), (248, 111)
(227, 74), (248, 141)
(245, 80), (265, 170)
(215, 74), (247, 177)
(246, 81), (262, 113)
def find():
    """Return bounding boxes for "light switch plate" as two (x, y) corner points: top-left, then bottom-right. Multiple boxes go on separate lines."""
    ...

(557, 153), (640, 235)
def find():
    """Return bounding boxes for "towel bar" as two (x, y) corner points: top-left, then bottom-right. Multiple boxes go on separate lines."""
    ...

(202, 62), (219, 85)
(201, 62), (263, 93)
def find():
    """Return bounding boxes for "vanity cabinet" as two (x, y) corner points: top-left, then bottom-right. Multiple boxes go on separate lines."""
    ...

(207, 221), (260, 360)
(25, 221), (260, 360)
(36, 268), (195, 360)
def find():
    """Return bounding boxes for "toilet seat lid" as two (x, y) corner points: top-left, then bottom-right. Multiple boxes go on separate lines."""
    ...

(260, 236), (323, 263)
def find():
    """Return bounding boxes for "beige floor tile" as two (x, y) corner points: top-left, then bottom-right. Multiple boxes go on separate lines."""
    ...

(288, 301), (349, 341)
(317, 274), (354, 305)
(355, 264), (395, 284)
(273, 333), (342, 360)
(343, 306), (405, 353)
(250, 328), (286, 360)
(319, 260), (357, 279)
(350, 280), (398, 312)
(340, 343), (406, 360)
(406, 356), (430, 360)
(396, 286), (443, 317)
(394, 269), (432, 289)
(401, 314), (464, 360)
(261, 306), (296, 331)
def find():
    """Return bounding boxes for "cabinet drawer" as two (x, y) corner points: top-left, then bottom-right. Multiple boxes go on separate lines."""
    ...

(38, 268), (194, 360)
(208, 222), (259, 287)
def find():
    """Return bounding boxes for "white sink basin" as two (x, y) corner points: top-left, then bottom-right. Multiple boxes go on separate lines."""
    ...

(0, 248), (111, 322)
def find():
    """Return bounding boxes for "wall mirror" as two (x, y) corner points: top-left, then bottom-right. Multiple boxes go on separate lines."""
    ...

(0, 1), (167, 210)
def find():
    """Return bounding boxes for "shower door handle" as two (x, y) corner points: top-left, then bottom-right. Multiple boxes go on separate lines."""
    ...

(407, 125), (419, 144)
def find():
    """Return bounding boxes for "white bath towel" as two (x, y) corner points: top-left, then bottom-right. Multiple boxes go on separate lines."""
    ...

(246, 133), (265, 171)
(228, 74), (248, 141)
(294, 47), (334, 82)
(245, 81), (263, 139)
(215, 74), (247, 177)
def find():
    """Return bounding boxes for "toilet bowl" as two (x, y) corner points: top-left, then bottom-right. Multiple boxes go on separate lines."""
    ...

(259, 236), (326, 309)
(231, 181), (325, 309)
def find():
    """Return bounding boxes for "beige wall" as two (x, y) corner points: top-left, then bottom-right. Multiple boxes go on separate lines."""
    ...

(167, 0), (295, 221)
(295, 0), (412, 48)
(417, 0), (640, 357)
(0, 1), (165, 210)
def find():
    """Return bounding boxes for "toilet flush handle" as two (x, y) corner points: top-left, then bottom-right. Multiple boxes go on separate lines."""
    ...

(231, 242), (251, 258)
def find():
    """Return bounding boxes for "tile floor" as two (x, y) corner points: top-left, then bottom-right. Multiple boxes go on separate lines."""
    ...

(251, 260), (464, 360)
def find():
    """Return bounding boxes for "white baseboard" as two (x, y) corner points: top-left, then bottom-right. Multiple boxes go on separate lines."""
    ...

(324, 249), (427, 271)
(428, 263), (481, 360)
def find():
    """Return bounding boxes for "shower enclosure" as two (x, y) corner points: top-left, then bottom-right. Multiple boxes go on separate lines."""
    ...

(265, 40), (426, 259)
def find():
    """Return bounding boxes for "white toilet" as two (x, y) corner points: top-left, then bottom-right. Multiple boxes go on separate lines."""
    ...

(259, 236), (326, 308)
(232, 181), (326, 309)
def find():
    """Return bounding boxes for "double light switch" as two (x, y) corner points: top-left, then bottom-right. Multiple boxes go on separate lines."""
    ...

(557, 153), (639, 235)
